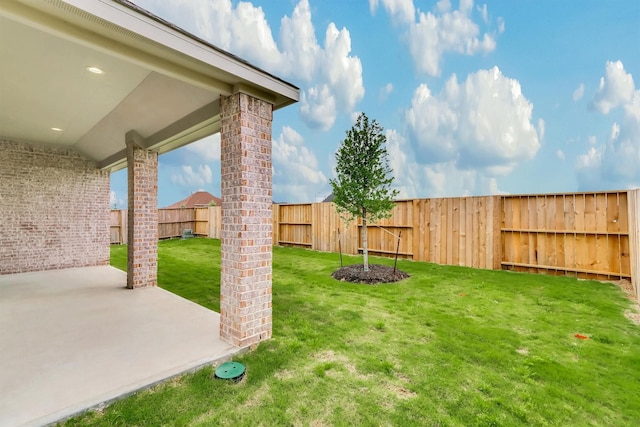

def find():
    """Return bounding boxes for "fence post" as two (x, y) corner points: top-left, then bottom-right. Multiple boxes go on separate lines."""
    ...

(312, 202), (318, 251)
(628, 189), (640, 301)
(121, 209), (128, 244)
(272, 204), (280, 246)
(492, 195), (503, 270)
(208, 206), (221, 239)
(207, 206), (213, 238)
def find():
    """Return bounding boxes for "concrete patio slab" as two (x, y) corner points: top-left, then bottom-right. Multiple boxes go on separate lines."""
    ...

(0, 266), (238, 427)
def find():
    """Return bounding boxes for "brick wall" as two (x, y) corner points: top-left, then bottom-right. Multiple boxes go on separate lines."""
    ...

(220, 93), (273, 347)
(0, 140), (110, 274)
(126, 140), (158, 288)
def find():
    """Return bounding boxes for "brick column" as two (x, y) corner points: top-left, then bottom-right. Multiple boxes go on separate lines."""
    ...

(126, 134), (158, 289)
(220, 93), (273, 347)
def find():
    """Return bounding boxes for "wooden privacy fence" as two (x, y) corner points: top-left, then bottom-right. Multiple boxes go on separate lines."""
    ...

(110, 189), (639, 298)
(272, 197), (502, 270)
(109, 209), (127, 244)
(110, 207), (221, 243)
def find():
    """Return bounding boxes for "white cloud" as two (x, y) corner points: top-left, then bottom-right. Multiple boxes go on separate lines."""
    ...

(134, 0), (364, 132)
(133, 0), (280, 70)
(369, 0), (379, 15)
(299, 85), (336, 131)
(272, 126), (328, 202)
(374, 0), (499, 76)
(626, 89), (640, 122)
(405, 67), (540, 174)
(609, 122), (621, 140)
(576, 146), (601, 169)
(477, 3), (489, 24)
(109, 190), (125, 209)
(556, 150), (565, 161)
(184, 134), (221, 162)
(460, 0), (474, 14)
(369, 0), (415, 24)
(591, 60), (635, 114)
(279, 2), (365, 129)
(538, 118), (546, 141)
(321, 23), (365, 111)
(279, 0), (319, 79)
(349, 111), (362, 124)
(600, 108), (640, 185)
(379, 83), (394, 102)
(575, 146), (603, 190)
(588, 135), (597, 145)
(171, 165), (213, 188)
(284, 4), (364, 129)
(386, 129), (508, 199)
(573, 83), (584, 101)
(409, 7), (496, 76)
(280, 125), (305, 146)
(576, 61), (640, 190)
(436, 0), (452, 13)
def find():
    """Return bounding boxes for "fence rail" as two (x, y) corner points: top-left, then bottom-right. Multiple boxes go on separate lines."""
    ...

(110, 189), (639, 299)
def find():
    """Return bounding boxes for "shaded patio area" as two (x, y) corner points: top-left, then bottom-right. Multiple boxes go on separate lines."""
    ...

(0, 266), (238, 426)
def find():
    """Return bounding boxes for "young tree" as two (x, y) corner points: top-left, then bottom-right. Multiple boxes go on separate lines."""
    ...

(330, 113), (399, 271)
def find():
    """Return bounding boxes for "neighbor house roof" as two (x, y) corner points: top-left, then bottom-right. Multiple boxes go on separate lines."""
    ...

(166, 191), (221, 209)
(0, 0), (299, 171)
(322, 193), (335, 203)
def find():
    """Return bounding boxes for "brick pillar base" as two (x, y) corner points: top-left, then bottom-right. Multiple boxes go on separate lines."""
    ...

(220, 93), (273, 347)
(126, 135), (158, 289)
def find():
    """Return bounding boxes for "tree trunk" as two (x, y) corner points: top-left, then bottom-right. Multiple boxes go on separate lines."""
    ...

(362, 207), (369, 271)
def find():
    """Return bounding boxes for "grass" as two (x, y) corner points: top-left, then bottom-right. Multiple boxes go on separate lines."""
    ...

(69, 238), (639, 426)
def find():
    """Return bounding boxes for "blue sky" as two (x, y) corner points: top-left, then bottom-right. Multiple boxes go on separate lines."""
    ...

(110, 0), (640, 208)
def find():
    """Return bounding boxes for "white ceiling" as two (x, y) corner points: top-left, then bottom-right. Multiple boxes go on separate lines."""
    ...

(0, 13), (153, 149)
(0, 0), (298, 171)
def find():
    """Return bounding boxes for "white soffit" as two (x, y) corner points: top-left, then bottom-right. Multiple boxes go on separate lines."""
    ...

(75, 72), (218, 163)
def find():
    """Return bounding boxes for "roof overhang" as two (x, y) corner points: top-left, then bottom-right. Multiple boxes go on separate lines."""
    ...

(0, 0), (299, 171)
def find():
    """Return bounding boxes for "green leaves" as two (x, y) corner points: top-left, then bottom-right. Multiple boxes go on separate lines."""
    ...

(329, 113), (399, 224)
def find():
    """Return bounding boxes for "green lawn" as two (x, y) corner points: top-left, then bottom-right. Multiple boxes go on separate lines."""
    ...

(69, 238), (639, 426)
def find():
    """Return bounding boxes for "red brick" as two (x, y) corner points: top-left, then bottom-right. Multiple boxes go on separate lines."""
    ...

(219, 93), (274, 347)
(0, 140), (109, 274)
(126, 140), (158, 288)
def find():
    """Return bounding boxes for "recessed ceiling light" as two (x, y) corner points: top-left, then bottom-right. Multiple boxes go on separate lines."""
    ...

(86, 66), (104, 74)
(51, 127), (63, 132)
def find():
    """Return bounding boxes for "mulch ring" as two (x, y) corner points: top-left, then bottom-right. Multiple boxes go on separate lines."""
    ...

(332, 263), (410, 284)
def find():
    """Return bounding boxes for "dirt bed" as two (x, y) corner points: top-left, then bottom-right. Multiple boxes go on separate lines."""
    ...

(332, 263), (410, 284)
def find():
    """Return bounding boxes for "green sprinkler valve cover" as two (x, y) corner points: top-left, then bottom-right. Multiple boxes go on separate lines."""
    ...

(214, 361), (246, 382)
